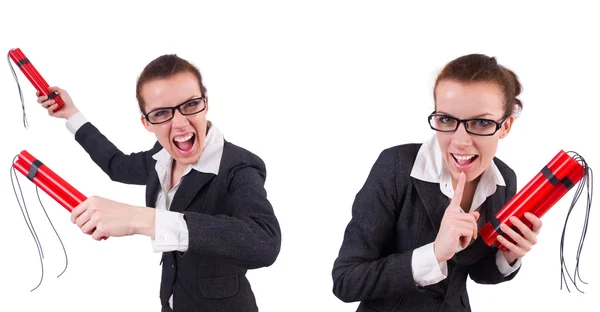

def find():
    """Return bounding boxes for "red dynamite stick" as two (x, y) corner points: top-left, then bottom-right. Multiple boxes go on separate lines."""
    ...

(14, 48), (56, 103)
(12, 48), (51, 88)
(526, 157), (585, 227)
(480, 150), (585, 251)
(10, 48), (44, 86)
(17, 150), (87, 211)
(8, 48), (64, 112)
(9, 48), (64, 112)
(14, 150), (107, 240)
(9, 48), (56, 102)
(13, 159), (78, 212)
(8, 49), (49, 95)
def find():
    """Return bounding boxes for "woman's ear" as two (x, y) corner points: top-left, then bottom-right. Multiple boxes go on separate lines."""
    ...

(141, 115), (154, 132)
(499, 115), (514, 139)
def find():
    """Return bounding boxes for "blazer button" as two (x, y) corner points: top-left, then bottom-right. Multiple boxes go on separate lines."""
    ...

(432, 294), (445, 301)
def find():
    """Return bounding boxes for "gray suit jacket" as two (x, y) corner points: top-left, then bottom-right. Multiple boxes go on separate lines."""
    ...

(74, 122), (281, 312)
(332, 144), (519, 312)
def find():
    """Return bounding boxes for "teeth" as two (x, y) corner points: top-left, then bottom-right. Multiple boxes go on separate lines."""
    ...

(453, 154), (476, 161)
(174, 133), (193, 142)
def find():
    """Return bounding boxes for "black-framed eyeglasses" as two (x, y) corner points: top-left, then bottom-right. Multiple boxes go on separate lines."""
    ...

(427, 112), (507, 136)
(144, 97), (207, 124)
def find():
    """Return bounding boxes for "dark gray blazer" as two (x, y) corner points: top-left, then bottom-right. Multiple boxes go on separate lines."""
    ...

(332, 143), (519, 312)
(74, 122), (281, 312)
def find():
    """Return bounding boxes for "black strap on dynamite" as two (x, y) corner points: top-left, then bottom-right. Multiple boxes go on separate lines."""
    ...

(27, 160), (43, 181)
(17, 57), (30, 67)
(542, 166), (575, 190)
(490, 214), (504, 236)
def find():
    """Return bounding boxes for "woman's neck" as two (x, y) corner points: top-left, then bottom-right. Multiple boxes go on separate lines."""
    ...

(169, 160), (188, 191)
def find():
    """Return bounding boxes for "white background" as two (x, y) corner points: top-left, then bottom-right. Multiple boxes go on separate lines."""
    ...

(1, 1), (598, 311)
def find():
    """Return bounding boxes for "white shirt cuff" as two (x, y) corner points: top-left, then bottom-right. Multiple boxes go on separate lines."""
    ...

(151, 209), (189, 253)
(65, 111), (88, 135)
(411, 242), (448, 286)
(496, 250), (521, 276)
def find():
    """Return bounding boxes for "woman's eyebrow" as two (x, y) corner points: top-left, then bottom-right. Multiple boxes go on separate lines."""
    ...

(436, 111), (496, 119)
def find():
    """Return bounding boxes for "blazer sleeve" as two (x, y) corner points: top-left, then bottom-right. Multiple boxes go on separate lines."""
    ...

(332, 148), (423, 303)
(468, 167), (520, 284)
(74, 122), (159, 185)
(181, 154), (281, 269)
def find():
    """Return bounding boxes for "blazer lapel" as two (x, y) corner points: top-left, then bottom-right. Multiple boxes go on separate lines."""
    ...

(412, 178), (449, 232)
(169, 170), (215, 213)
(146, 169), (161, 208)
(489, 185), (507, 216)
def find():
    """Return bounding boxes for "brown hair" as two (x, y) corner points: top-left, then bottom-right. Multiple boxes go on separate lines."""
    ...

(135, 54), (207, 113)
(434, 54), (523, 118)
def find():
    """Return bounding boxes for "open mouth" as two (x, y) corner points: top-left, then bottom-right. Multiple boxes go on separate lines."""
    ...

(451, 153), (478, 166)
(173, 132), (196, 154)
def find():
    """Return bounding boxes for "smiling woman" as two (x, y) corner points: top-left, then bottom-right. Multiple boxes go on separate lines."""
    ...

(35, 54), (281, 312)
(432, 54), (522, 191)
(331, 54), (540, 312)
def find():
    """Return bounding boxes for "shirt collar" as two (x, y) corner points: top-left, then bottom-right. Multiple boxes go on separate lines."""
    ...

(152, 121), (224, 177)
(410, 134), (505, 211)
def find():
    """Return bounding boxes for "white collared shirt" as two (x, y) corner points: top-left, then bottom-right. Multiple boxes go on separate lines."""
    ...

(150, 124), (223, 312)
(409, 135), (521, 286)
(150, 121), (223, 252)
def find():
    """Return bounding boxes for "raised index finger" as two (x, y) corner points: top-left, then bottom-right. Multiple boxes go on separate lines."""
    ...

(449, 172), (466, 209)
